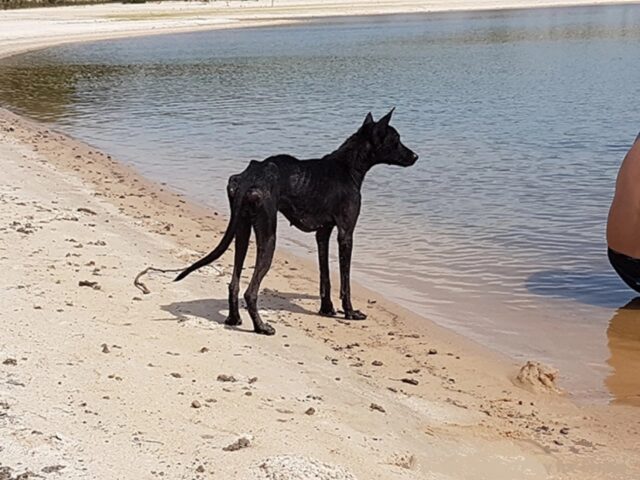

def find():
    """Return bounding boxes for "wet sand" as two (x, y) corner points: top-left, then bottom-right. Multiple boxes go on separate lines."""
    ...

(1, 1), (640, 478)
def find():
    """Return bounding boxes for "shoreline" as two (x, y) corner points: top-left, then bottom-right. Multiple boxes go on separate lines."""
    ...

(1, 2), (640, 478)
(2, 0), (639, 401)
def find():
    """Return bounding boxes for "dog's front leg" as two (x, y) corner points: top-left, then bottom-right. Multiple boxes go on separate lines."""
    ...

(316, 226), (336, 316)
(337, 229), (367, 320)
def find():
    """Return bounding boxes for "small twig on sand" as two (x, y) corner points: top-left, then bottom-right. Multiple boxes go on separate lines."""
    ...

(134, 265), (223, 295)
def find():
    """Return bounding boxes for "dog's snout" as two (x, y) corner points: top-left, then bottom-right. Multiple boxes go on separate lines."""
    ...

(406, 151), (419, 166)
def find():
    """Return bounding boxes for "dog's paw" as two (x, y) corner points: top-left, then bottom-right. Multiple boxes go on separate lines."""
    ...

(224, 315), (242, 326)
(319, 306), (337, 317)
(255, 323), (276, 336)
(344, 310), (367, 321)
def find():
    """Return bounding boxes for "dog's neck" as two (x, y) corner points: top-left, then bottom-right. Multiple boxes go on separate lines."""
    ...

(328, 135), (376, 189)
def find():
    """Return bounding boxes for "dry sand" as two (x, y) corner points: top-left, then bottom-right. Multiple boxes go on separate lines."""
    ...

(1, 1), (640, 478)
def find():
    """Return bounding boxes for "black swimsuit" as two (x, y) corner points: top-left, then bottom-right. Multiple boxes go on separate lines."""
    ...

(609, 248), (640, 293)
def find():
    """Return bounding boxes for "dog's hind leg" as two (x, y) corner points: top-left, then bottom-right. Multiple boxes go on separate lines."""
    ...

(225, 217), (251, 327)
(244, 200), (277, 336)
(316, 225), (336, 316)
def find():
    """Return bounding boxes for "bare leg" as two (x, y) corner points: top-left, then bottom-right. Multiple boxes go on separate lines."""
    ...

(244, 214), (277, 335)
(338, 229), (366, 320)
(316, 225), (336, 316)
(225, 218), (251, 326)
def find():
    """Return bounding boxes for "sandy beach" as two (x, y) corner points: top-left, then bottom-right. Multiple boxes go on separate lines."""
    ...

(1, 1), (640, 479)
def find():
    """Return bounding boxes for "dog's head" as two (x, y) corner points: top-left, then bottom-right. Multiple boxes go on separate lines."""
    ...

(358, 109), (418, 167)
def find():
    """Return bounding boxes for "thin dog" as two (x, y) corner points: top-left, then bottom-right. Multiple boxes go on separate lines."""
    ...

(175, 109), (418, 335)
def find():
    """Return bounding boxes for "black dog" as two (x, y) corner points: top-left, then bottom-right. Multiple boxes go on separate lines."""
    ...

(175, 109), (418, 335)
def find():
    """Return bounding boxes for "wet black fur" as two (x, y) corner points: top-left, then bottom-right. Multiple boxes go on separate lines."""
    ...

(175, 109), (418, 335)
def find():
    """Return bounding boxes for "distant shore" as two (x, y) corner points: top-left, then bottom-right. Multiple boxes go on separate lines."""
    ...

(2, 0), (640, 60)
(1, 2), (640, 478)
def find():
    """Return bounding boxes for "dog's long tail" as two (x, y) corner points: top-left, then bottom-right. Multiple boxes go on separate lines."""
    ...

(174, 186), (246, 282)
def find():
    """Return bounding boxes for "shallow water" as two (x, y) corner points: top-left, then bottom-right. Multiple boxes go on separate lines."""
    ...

(2, 5), (640, 403)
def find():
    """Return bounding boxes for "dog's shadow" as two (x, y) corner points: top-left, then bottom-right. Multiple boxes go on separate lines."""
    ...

(160, 288), (319, 332)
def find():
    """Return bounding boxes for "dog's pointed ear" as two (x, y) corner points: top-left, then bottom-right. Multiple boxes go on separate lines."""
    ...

(362, 112), (374, 128)
(358, 112), (375, 136)
(378, 107), (395, 128)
